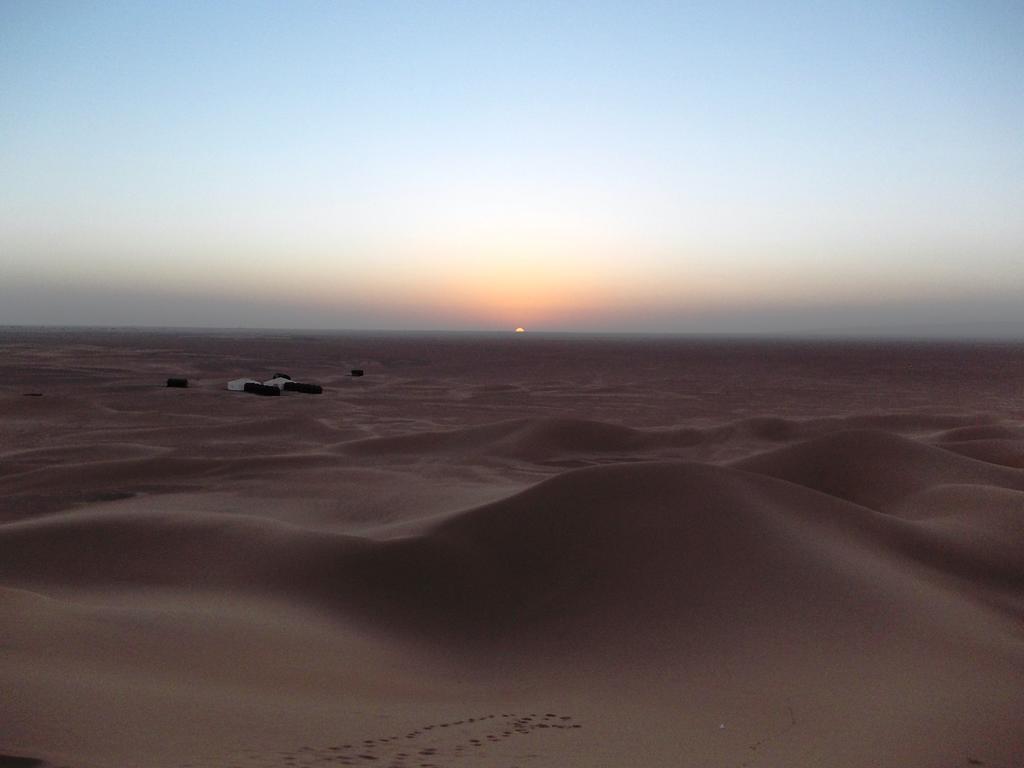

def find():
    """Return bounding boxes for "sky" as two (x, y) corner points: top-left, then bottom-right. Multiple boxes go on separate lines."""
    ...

(1, 0), (1022, 335)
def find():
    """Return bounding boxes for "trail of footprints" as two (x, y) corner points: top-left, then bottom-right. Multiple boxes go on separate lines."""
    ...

(227, 712), (581, 768)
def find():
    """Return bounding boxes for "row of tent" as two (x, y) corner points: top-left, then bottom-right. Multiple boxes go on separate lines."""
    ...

(165, 372), (323, 395)
(228, 373), (322, 396)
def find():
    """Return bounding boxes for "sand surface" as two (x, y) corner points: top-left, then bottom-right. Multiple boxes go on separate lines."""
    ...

(2, 328), (1023, 768)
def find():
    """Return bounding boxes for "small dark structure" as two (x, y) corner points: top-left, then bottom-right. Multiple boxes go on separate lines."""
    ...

(272, 372), (292, 380)
(0, 754), (46, 767)
(350, 369), (364, 377)
(243, 382), (281, 396)
(22, 393), (43, 397)
(283, 381), (323, 394)
(166, 377), (189, 388)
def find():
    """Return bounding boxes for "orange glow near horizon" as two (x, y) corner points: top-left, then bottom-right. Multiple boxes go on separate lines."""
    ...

(84, 234), (998, 333)
(405, 249), (661, 327)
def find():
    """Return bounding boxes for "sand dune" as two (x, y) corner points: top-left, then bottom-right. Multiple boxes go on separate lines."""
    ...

(733, 428), (1024, 512)
(2, 330), (1023, 768)
(3, 458), (1019, 654)
(337, 416), (710, 463)
(326, 462), (1024, 652)
(934, 423), (1024, 442)
(338, 412), (1012, 467)
(934, 438), (1024, 468)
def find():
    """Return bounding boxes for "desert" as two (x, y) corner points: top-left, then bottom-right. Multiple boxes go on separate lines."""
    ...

(1, 328), (1022, 768)
(5, 1), (1023, 765)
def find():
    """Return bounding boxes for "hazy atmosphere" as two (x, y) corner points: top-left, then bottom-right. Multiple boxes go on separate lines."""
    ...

(2, 1), (1022, 335)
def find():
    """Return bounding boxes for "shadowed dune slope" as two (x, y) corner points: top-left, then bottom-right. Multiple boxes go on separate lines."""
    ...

(733, 429), (1024, 513)
(333, 461), (1024, 648)
(5, 459), (1020, 658)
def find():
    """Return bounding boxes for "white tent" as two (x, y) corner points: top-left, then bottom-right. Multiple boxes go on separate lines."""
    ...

(227, 378), (260, 392)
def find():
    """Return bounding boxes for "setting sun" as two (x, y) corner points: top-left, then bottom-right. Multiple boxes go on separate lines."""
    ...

(514, 327), (525, 333)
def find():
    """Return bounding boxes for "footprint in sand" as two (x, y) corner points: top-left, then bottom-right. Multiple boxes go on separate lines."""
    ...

(214, 711), (582, 768)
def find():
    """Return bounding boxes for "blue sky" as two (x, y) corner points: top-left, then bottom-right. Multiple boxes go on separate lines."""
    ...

(1, 1), (1022, 334)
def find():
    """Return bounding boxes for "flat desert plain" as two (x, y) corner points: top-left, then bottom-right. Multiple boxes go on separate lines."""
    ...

(2, 329), (1023, 768)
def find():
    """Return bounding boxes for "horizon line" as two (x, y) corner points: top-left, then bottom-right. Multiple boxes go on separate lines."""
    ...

(2, 322), (1022, 344)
